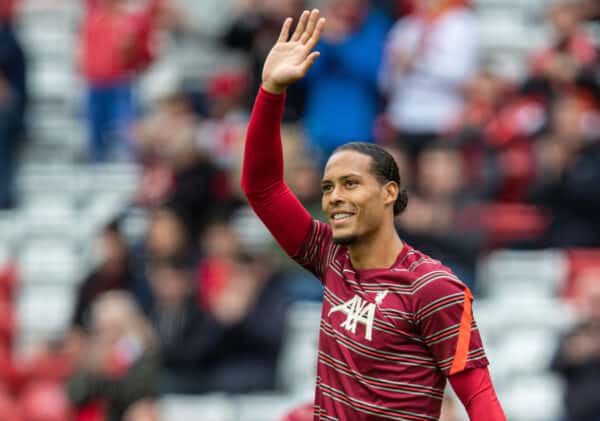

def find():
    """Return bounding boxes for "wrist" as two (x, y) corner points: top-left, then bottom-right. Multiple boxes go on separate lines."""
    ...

(261, 80), (287, 95)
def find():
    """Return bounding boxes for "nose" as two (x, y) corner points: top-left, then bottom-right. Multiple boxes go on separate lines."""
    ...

(328, 185), (345, 206)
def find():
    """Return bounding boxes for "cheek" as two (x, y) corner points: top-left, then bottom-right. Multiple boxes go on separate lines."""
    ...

(356, 195), (385, 227)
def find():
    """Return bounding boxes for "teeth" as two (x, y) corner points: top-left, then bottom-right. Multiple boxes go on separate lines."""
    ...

(333, 213), (352, 220)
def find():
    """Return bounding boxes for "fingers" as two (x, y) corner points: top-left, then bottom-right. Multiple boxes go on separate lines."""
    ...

(290, 10), (310, 42)
(299, 51), (320, 76)
(300, 9), (320, 44)
(278, 17), (292, 43)
(305, 17), (326, 51)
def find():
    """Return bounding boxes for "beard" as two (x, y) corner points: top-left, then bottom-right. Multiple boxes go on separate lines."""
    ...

(332, 234), (358, 246)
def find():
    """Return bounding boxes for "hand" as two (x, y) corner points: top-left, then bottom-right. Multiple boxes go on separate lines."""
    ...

(262, 9), (326, 94)
(542, 53), (578, 84)
(210, 272), (259, 326)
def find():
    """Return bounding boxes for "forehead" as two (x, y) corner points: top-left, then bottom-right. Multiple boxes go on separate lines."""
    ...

(323, 150), (374, 180)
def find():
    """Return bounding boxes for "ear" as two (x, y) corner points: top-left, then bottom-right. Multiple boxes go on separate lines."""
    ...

(382, 181), (399, 210)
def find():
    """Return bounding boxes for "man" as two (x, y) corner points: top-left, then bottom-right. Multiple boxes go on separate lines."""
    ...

(241, 9), (505, 420)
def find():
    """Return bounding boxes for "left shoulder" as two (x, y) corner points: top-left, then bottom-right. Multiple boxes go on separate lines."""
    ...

(402, 246), (453, 276)
(403, 248), (468, 297)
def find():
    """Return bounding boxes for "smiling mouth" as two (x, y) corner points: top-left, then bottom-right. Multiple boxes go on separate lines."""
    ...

(331, 212), (354, 224)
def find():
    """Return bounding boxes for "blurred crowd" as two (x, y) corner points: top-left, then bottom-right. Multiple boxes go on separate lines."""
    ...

(0, 0), (599, 420)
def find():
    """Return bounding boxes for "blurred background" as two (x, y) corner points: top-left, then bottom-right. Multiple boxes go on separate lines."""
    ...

(0, 0), (599, 420)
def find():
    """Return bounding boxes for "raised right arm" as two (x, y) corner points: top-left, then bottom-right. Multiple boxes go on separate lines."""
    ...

(241, 10), (326, 257)
(241, 88), (312, 256)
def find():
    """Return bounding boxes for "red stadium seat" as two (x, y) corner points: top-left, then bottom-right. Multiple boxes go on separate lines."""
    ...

(18, 381), (74, 421)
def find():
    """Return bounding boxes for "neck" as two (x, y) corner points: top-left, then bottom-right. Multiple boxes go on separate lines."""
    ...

(348, 218), (403, 271)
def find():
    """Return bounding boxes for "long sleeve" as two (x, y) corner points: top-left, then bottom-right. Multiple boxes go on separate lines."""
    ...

(241, 88), (313, 256)
(449, 367), (506, 420)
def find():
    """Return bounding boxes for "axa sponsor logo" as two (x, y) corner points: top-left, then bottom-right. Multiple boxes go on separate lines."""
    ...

(328, 291), (388, 341)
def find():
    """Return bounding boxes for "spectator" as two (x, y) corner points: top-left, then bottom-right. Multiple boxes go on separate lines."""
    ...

(551, 270), (600, 421)
(223, 0), (306, 121)
(379, 0), (477, 158)
(200, 250), (289, 393)
(71, 220), (145, 332)
(0, 0), (26, 208)
(146, 254), (209, 394)
(149, 217), (289, 394)
(528, 1), (597, 98)
(66, 291), (160, 421)
(134, 90), (230, 236)
(480, 91), (545, 203)
(528, 90), (600, 247)
(80, 0), (165, 162)
(197, 71), (249, 170)
(133, 206), (193, 294)
(133, 91), (200, 170)
(304, 0), (391, 161)
(396, 142), (483, 285)
(286, 159), (323, 219)
(451, 69), (509, 145)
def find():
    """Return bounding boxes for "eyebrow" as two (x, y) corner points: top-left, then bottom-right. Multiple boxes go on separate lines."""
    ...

(321, 173), (363, 184)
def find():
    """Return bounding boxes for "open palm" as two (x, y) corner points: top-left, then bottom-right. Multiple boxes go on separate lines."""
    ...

(262, 9), (326, 94)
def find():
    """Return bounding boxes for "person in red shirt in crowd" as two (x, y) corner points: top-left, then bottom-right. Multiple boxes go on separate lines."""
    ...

(529, 1), (597, 95)
(242, 10), (505, 420)
(80, 0), (163, 162)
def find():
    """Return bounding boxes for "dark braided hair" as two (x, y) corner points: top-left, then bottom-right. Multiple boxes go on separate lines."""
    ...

(333, 142), (408, 215)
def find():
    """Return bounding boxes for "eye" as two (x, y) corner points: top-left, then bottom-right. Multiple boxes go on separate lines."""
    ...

(321, 184), (333, 193)
(345, 179), (358, 188)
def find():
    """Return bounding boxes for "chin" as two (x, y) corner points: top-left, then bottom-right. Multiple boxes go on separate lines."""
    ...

(332, 234), (358, 246)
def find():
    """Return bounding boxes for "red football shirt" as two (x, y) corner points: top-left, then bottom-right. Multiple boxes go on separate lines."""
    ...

(294, 220), (488, 420)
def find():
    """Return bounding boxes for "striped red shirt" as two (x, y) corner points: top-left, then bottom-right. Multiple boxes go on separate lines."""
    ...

(294, 220), (488, 421)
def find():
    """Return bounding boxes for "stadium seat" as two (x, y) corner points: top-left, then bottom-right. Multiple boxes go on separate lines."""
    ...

(476, 249), (568, 299)
(233, 393), (312, 421)
(16, 285), (75, 339)
(159, 394), (235, 421)
(18, 238), (81, 286)
(498, 375), (564, 421)
(20, 196), (78, 238)
(277, 301), (321, 393)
